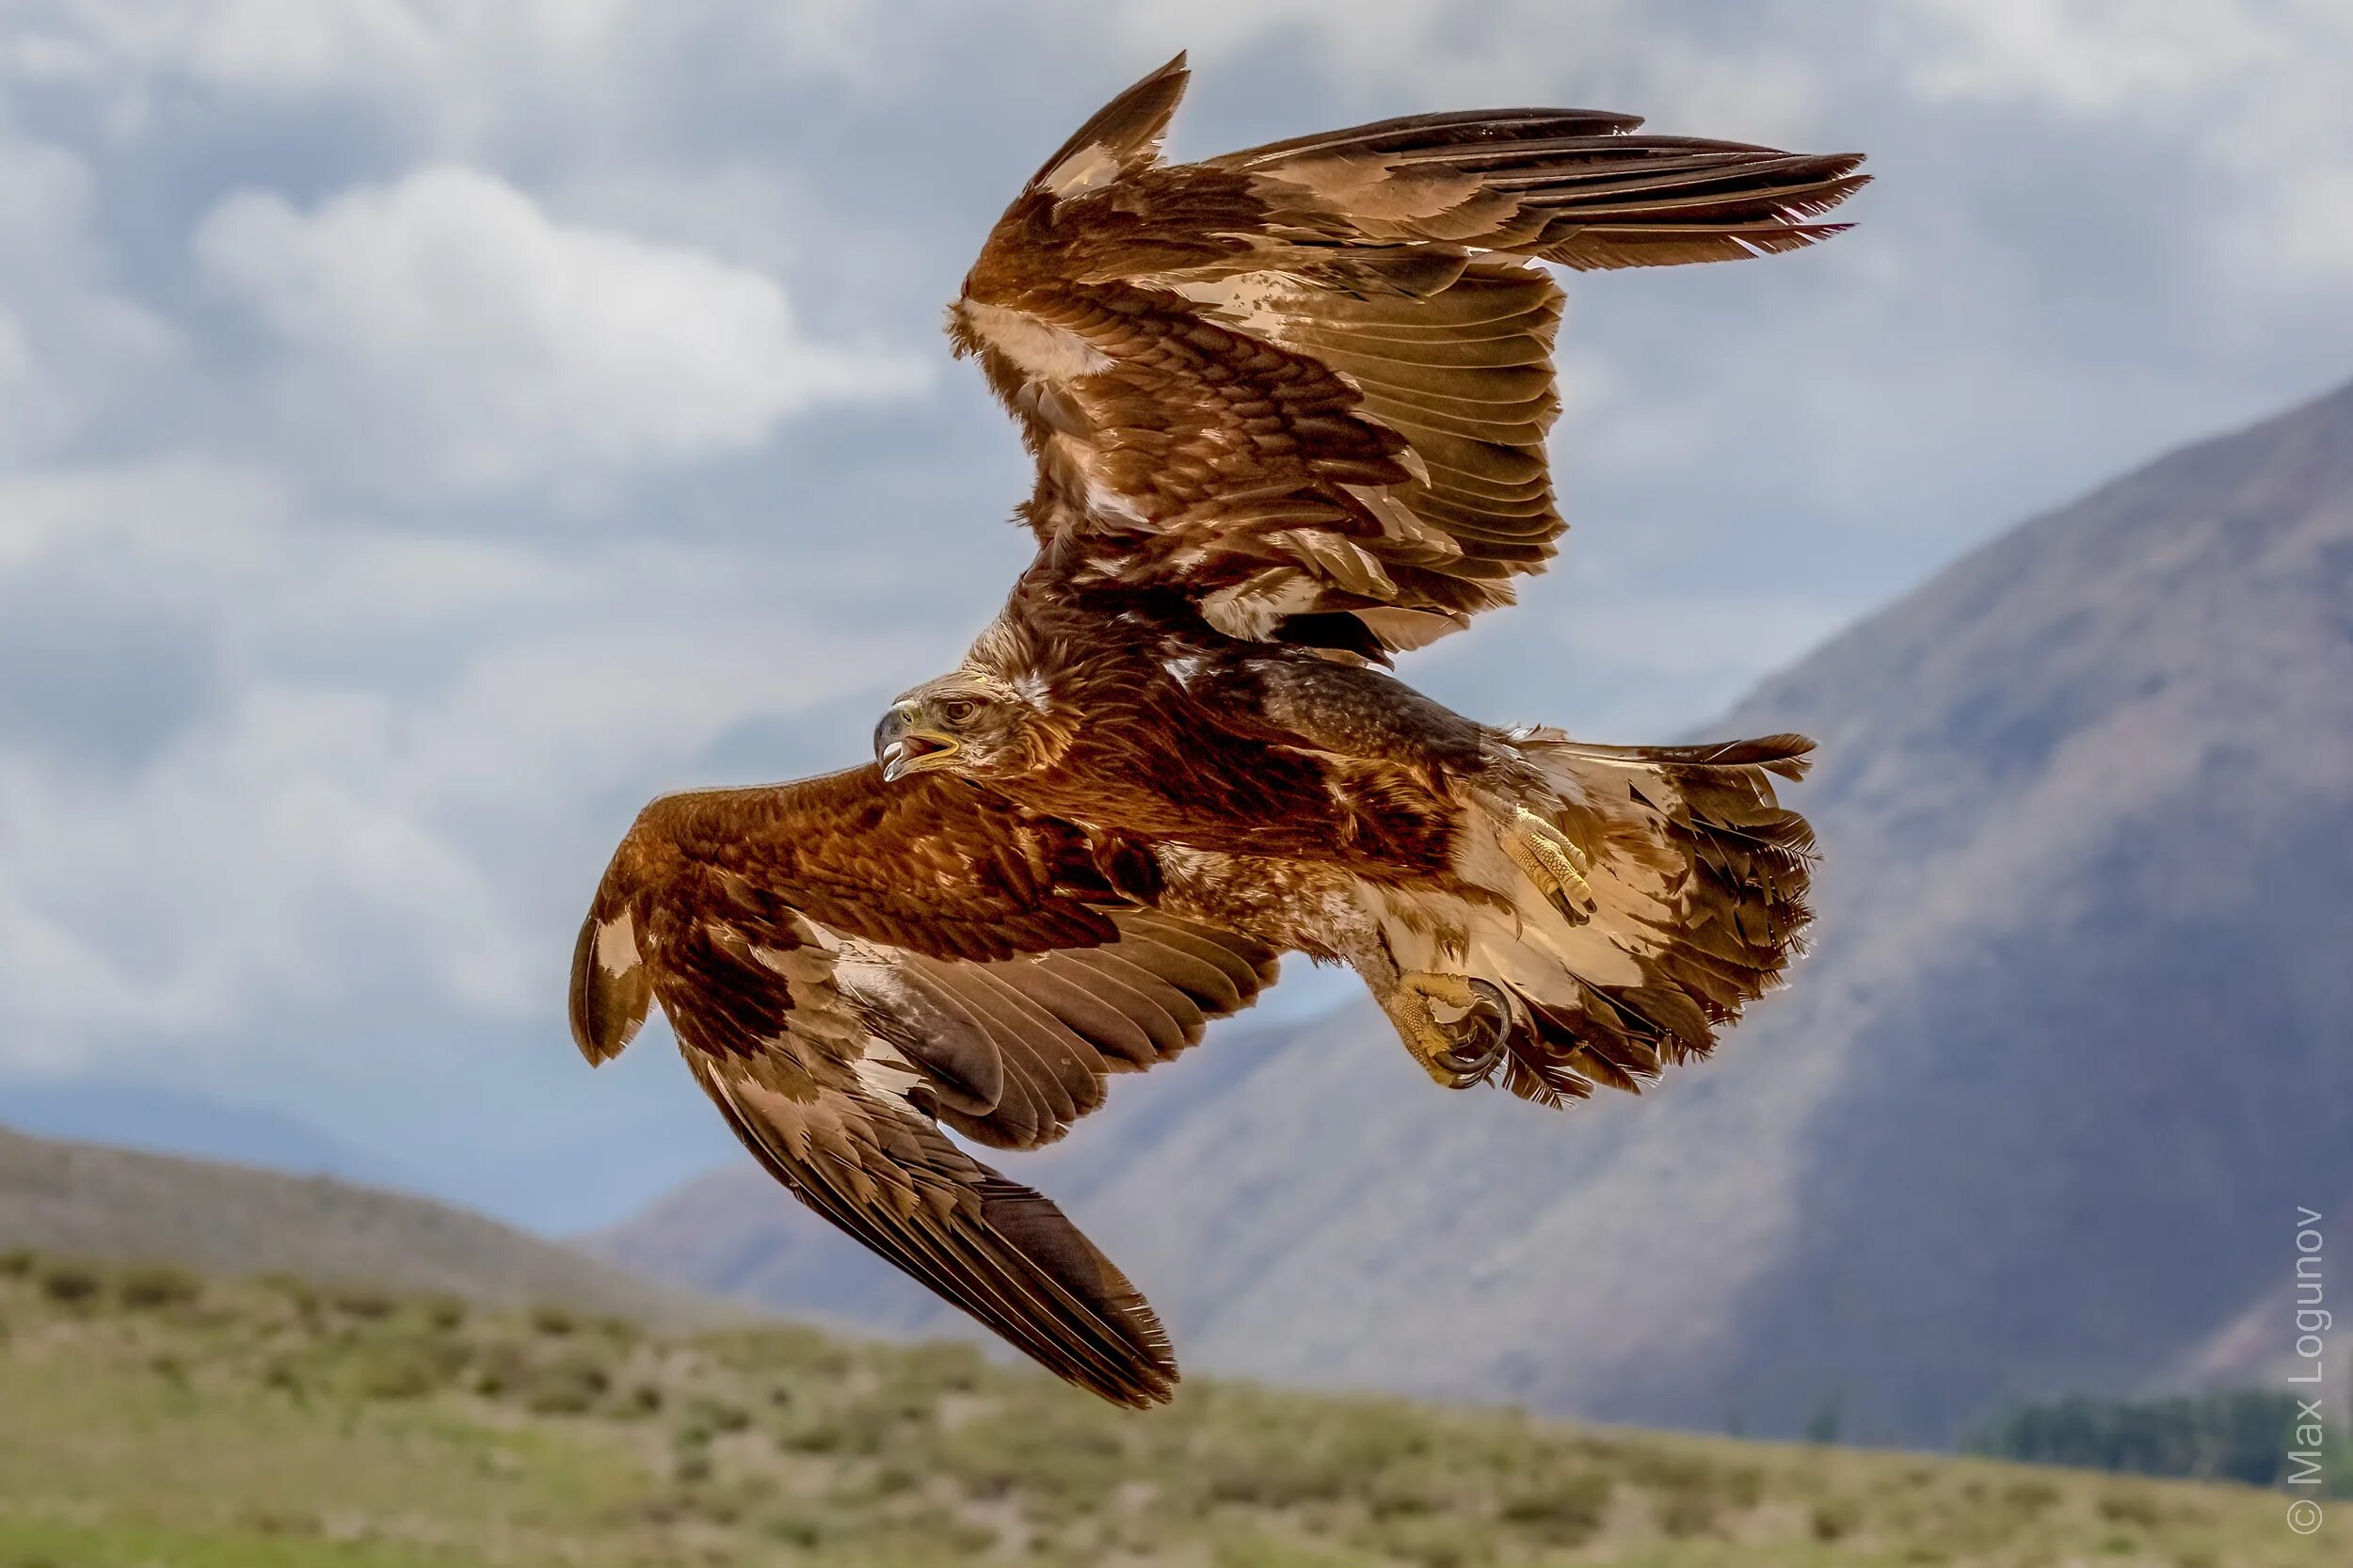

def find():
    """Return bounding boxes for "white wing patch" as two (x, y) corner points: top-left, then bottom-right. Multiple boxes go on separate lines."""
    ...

(593, 909), (640, 973)
(958, 300), (1112, 382)
(1038, 141), (1125, 200)
(1168, 272), (1299, 340)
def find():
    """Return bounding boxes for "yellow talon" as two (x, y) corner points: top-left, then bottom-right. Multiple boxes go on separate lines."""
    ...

(1385, 971), (1509, 1089)
(1507, 808), (1595, 923)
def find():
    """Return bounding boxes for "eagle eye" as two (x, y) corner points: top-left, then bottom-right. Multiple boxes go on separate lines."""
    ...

(939, 698), (979, 726)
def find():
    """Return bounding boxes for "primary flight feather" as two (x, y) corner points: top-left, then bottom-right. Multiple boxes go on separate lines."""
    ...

(574, 55), (1858, 1406)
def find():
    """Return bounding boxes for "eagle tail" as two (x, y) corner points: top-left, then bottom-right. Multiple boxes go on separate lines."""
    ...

(1470, 730), (1817, 1108)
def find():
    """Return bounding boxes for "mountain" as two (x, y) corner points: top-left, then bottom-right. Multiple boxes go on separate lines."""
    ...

(594, 378), (2353, 1443)
(0, 1080), (417, 1191)
(0, 1125), (739, 1328)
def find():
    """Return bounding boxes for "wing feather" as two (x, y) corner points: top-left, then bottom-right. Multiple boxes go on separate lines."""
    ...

(691, 1055), (1175, 1406)
(953, 59), (1864, 654)
(568, 765), (1276, 1403)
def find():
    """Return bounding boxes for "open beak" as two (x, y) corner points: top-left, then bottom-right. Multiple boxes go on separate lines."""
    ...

(878, 731), (957, 782)
(875, 705), (959, 783)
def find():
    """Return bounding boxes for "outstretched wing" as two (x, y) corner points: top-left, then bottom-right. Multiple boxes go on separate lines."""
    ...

(568, 765), (1277, 1406)
(952, 55), (1865, 657)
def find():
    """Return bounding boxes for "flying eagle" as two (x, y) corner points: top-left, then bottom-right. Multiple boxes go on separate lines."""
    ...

(574, 56), (1856, 1406)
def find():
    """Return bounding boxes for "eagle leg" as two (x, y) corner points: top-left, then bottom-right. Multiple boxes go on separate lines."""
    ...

(1386, 971), (1513, 1090)
(1502, 808), (1596, 925)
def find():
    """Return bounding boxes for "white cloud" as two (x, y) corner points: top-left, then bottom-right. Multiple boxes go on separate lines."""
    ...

(1089, 0), (1832, 146)
(194, 165), (924, 489)
(164, 0), (443, 92)
(3, 2), (612, 119)
(1901, 0), (2353, 294)
(3, 1), (911, 157)
(0, 455), (921, 1073)
(1905, 0), (2280, 113)
(0, 133), (178, 461)
(0, 455), (285, 572)
(6, 1), (435, 94)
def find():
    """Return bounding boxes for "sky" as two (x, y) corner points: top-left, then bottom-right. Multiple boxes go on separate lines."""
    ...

(3, 0), (2350, 1232)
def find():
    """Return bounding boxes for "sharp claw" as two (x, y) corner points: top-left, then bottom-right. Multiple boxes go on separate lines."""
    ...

(1388, 971), (1513, 1090)
(1507, 808), (1595, 925)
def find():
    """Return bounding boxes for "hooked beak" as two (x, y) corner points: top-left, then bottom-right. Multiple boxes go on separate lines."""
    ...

(875, 704), (959, 783)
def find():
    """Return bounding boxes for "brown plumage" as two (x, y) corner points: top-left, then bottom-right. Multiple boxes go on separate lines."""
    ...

(575, 56), (1853, 1406)
(572, 768), (1288, 1405)
(947, 52), (1865, 653)
(887, 53), (1844, 1102)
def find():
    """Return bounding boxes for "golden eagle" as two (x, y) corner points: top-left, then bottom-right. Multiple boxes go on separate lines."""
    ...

(573, 56), (1857, 1406)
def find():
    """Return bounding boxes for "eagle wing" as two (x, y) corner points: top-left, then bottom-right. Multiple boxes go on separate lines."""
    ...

(951, 55), (1865, 658)
(569, 764), (1277, 1406)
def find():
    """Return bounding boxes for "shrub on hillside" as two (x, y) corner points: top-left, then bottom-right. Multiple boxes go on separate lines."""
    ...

(347, 1331), (471, 1400)
(524, 1349), (613, 1414)
(38, 1259), (104, 1307)
(1497, 1471), (1611, 1547)
(116, 1263), (200, 1310)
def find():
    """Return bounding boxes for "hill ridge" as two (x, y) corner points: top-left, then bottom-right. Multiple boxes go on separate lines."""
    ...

(0, 1122), (738, 1328)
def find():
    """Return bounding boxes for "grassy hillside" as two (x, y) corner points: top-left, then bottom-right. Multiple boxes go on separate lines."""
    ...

(0, 1251), (2324, 1568)
(0, 1125), (732, 1331)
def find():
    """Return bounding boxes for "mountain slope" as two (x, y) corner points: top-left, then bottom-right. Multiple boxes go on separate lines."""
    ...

(0, 1125), (737, 1328)
(0, 1080), (418, 1191)
(1626, 374), (2353, 1439)
(598, 378), (2353, 1442)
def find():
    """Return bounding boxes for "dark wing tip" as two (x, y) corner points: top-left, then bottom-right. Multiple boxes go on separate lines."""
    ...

(975, 1175), (1179, 1406)
(696, 1059), (1179, 1409)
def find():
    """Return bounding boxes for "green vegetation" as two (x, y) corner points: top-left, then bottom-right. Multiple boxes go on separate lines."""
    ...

(0, 1251), (2329, 1567)
(1969, 1389), (2351, 1491)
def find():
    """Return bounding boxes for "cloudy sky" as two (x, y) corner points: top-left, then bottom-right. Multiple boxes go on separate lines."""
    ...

(4, 0), (2349, 1231)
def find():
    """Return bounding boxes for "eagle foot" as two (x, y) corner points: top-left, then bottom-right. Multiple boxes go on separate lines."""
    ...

(1506, 808), (1595, 924)
(1387, 971), (1513, 1090)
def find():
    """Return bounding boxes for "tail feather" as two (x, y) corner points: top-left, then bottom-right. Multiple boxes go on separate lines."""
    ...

(1479, 729), (1817, 1108)
(1545, 731), (1817, 781)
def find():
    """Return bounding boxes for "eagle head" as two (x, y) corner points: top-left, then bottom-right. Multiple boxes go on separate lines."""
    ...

(874, 669), (1062, 784)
